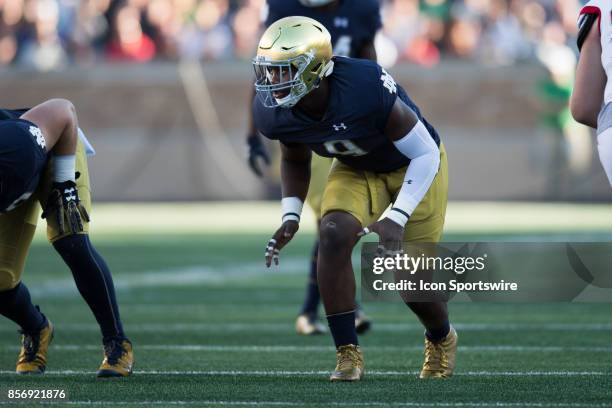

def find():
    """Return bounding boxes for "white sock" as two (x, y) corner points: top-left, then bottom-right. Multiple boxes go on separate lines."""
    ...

(53, 155), (76, 183)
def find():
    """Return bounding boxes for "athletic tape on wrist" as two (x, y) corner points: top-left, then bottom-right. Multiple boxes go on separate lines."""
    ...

(281, 197), (303, 223)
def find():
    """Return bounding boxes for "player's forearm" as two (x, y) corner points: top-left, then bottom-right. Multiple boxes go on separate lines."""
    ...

(388, 122), (440, 227)
(280, 157), (311, 202)
(279, 155), (311, 223)
(571, 16), (605, 128)
(571, 54), (605, 128)
(247, 84), (258, 137)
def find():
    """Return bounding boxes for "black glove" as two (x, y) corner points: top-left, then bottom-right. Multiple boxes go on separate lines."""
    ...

(247, 133), (271, 177)
(42, 180), (90, 235)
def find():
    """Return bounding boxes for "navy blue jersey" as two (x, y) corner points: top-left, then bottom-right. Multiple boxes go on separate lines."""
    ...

(265, 0), (381, 58)
(253, 57), (440, 173)
(0, 111), (47, 213)
(0, 108), (28, 120)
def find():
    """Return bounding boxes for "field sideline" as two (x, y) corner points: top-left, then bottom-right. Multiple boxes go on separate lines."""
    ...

(1, 201), (611, 407)
(34, 200), (612, 235)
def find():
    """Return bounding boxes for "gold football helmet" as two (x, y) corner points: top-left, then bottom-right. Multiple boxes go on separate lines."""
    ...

(253, 16), (334, 108)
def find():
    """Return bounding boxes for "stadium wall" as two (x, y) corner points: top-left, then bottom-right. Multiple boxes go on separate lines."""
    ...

(1, 62), (610, 202)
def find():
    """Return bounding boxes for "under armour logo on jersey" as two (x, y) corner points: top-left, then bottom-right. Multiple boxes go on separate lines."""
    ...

(63, 187), (77, 202)
(334, 17), (349, 28)
(333, 123), (347, 131)
(29, 126), (46, 149)
(380, 69), (397, 95)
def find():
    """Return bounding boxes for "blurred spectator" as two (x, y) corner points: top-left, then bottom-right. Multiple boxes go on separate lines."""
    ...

(383, 0), (422, 61)
(479, 0), (531, 64)
(179, 0), (233, 60)
(144, 0), (179, 59)
(17, 0), (68, 70)
(0, 32), (18, 64)
(0, 0), (587, 68)
(0, 0), (21, 65)
(106, 3), (155, 61)
(67, 0), (112, 62)
(446, 14), (482, 60)
(231, 0), (261, 59)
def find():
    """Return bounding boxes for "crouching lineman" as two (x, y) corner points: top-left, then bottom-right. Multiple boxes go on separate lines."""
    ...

(571, 0), (612, 187)
(254, 17), (457, 381)
(246, 0), (381, 335)
(0, 99), (133, 377)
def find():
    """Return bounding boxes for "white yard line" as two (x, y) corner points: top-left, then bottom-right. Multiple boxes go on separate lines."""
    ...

(1, 344), (611, 353)
(0, 370), (610, 377)
(26, 259), (309, 298)
(2, 322), (611, 333)
(0, 401), (609, 407)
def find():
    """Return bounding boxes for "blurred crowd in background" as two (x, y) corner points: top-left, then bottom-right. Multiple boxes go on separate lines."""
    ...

(0, 0), (584, 70)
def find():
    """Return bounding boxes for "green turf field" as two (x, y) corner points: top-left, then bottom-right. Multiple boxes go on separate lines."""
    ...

(0, 203), (611, 407)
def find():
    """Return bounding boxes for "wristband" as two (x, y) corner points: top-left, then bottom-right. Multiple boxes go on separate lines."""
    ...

(53, 155), (76, 182)
(386, 207), (410, 227)
(281, 197), (303, 223)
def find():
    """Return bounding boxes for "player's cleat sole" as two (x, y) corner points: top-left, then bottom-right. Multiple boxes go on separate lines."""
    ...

(355, 310), (372, 334)
(419, 326), (458, 379)
(295, 314), (327, 335)
(330, 344), (364, 382)
(97, 338), (134, 378)
(16, 320), (54, 375)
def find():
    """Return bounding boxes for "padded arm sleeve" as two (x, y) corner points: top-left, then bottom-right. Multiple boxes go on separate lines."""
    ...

(387, 121), (440, 227)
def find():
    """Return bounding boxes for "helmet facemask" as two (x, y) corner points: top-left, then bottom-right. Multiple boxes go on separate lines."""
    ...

(253, 52), (333, 108)
(253, 53), (312, 108)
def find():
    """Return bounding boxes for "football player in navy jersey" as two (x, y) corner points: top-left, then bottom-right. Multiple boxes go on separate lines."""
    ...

(0, 100), (133, 377)
(247, 0), (381, 336)
(253, 17), (457, 381)
(264, 0), (379, 60)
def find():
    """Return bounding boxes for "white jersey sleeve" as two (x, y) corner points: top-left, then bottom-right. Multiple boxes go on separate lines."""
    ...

(579, 0), (612, 105)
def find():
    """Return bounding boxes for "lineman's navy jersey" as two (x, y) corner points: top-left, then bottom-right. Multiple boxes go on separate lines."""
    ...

(264, 0), (381, 58)
(253, 57), (440, 173)
(0, 109), (48, 213)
